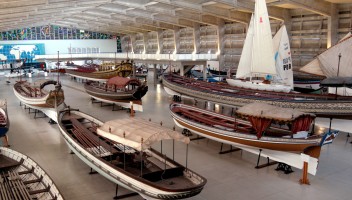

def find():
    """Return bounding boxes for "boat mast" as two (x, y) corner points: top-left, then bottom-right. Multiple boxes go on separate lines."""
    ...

(19, 51), (22, 82)
(335, 53), (342, 99)
(57, 51), (60, 83)
(169, 51), (171, 75)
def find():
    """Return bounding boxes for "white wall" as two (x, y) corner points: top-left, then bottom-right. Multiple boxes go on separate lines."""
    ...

(0, 39), (117, 55)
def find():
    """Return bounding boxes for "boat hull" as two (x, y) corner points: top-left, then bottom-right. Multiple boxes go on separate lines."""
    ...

(13, 82), (64, 108)
(88, 94), (144, 112)
(58, 110), (205, 199)
(163, 75), (352, 119)
(169, 104), (322, 175)
(0, 147), (64, 200)
(226, 79), (292, 93)
(66, 63), (133, 81)
(84, 84), (148, 101)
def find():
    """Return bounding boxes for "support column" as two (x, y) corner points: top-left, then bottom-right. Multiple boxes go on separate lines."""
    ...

(193, 23), (201, 54)
(157, 30), (163, 54)
(153, 64), (157, 85)
(217, 19), (225, 70)
(173, 27), (180, 54)
(327, 4), (338, 48)
(130, 34), (136, 54)
(180, 64), (184, 76)
(143, 33), (148, 54)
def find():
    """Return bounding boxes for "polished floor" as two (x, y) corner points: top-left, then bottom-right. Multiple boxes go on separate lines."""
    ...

(1, 72), (352, 200)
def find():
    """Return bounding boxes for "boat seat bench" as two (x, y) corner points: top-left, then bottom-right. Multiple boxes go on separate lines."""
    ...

(70, 118), (118, 154)
(177, 108), (253, 133)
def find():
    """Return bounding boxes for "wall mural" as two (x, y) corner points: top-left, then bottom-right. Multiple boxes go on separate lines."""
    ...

(0, 44), (45, 62)
(0, 25), (122, 53)
(0, 25), (114, 41)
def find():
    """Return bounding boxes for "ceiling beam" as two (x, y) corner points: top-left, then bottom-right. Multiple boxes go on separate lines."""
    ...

(280, 0), (332, 16)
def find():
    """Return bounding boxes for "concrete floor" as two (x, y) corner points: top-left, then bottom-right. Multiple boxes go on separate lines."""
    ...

(1, 72), (352, 200)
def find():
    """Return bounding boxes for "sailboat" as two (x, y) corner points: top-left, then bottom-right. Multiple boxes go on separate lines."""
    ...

(226, 0), (293, 93)
(300, 32), (352, 95)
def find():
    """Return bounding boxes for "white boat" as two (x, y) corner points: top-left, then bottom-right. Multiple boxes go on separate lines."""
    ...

(226, 0), (293, 93)
(13, 80), (64, 108)
(58, 108), (207, 199)
(13, 80), (65, 123)
(0, 147), (64, 200)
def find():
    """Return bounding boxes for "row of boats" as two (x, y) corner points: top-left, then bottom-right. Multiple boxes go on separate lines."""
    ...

(5, 59), (208, 199)
(3, 0), (350, 198)
(6, 59), (343, 199)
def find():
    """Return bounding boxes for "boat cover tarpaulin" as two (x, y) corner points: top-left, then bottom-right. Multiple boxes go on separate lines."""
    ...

(237, 102), (315, 122)
(320, 77), (352, 87)
(107, 77), (140, 89)
(97, 118), (190, 151)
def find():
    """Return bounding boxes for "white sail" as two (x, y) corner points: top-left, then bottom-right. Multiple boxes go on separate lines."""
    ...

(236, 14), (254, 79)
(300, 33), (352, 77)
(317, 36), (352, 77)
(272, 25), (294, 89)
(299, 58), (325, 76)
(252, 0), (276, 76)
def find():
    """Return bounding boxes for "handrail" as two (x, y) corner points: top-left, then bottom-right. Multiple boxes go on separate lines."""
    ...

(35, 53), (218, 62)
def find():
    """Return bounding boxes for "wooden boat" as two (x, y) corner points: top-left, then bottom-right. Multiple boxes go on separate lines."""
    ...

(84, 76), (148, 111)
(0, 100), (9, 147)
(58, 108), (207, 199)
(13, 79), (64, 108)
(170, 102), (339, 175)
(65, 60), (133, 82)
(162, 74), (352, 119)
(0, 147), (64, 200)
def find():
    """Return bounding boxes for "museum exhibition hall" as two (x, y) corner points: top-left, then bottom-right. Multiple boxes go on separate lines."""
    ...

(1, 0), (352, 200)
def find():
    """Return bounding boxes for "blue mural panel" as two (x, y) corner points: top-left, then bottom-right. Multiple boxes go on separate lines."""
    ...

(0, 44), (45, 62)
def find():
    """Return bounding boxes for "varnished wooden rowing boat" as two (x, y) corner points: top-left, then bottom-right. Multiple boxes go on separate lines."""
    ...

(58, 108), (207, 199)
(84, 76), (148, 101)
(0, 147), (64, 200)
(170, 102), (339, 175)
(162, 74), (352, 119)
(84, 76), (148, 111)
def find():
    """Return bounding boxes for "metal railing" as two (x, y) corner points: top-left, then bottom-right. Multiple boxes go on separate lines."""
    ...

(35, 53), (218, 61)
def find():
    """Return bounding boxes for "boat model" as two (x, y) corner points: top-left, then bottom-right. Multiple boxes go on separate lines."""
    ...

(170, 102), (339, 175)
(84, 76), (148, 111)
(226, 0), (293, 93)
(162, 74), (352, 119)
(13, 79), (64, 108)
(65, 60), (134, 82)
(0, 100), (9, 147)
(13, 79), (65, 122)
(58, 108), (207, 199)
(0, 147), (64, 200)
